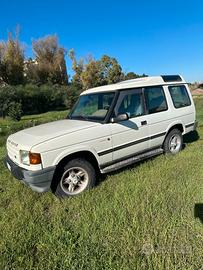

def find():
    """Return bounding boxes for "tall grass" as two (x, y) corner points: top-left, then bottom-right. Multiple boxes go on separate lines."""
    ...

(0, 98), (203, 269)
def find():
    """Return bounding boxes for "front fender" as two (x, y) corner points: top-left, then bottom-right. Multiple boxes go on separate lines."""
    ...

(53, 144), (100, 166)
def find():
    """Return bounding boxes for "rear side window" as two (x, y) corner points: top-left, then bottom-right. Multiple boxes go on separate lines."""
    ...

(168, 85), (191, 108)
(144, 87), (168, 114)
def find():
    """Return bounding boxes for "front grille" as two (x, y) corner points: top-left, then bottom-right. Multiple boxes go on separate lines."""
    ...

(7, 143), (20, 165)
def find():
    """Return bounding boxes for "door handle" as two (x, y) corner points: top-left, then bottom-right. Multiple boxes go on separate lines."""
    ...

(141, 120), (147, 126)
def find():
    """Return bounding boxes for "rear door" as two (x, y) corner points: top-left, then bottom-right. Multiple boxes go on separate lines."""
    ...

(143, 86), (170, 148)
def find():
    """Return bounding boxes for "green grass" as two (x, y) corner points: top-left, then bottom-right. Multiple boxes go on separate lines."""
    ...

(0, 99), (203, 269)
(0, 110), (68, 146)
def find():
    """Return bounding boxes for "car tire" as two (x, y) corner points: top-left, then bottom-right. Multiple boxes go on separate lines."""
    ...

(163, 129), (183, 154)
(53, 158), (96, 198)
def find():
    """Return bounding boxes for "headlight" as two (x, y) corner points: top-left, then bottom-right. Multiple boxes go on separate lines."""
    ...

(20, 150), (30, 165)
(20, 150), (42, 165)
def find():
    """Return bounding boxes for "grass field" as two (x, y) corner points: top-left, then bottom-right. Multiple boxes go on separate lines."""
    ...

(0, 98), (203, 269)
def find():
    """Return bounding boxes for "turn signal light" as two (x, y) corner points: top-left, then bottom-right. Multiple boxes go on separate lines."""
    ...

(29, 152), (42, 165)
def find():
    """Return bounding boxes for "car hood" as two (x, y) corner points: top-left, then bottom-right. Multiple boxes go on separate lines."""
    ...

(8, 119), (100, 150)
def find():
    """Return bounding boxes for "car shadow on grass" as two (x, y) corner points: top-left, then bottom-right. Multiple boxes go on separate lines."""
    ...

(194, 204), (203, 224)
(183, 130), (199, 144)
(98, 155), (159, 185)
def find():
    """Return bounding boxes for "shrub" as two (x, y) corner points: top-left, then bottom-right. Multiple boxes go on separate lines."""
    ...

(0, 85), (19, 118)
(8, 102), (23, 121)
(64, 84), (80, 109)
(17, 84), (69, 114)
(0, 83), (79, 118)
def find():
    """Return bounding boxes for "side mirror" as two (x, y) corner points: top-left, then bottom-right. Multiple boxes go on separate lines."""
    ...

(111, 113), (129, 123)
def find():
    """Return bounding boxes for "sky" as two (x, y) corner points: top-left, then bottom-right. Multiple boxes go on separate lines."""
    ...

(0, 0), (203, 82)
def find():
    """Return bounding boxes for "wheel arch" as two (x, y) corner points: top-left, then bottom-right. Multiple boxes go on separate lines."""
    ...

(166, 123), (184, 134)
(53, 150), (100, 177)
(51, 150), (99, 195)
(163, 122), (184, 146)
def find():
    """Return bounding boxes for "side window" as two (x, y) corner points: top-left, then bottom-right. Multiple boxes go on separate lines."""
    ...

(168, 85), (191, 108)
(100, 93), (115, 110)
(144, 87), (168, 114)
(115, 90), (144, 118)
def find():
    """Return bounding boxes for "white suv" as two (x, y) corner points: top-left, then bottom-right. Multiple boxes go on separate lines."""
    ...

(5, 75), (196, 197)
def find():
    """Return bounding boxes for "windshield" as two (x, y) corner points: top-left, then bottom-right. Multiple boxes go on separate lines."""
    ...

(70, 92), (115, 122)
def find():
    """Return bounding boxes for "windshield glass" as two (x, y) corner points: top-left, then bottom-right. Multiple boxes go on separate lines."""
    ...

(70, 92), (115, 122)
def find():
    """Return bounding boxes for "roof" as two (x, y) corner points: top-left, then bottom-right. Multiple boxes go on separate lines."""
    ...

(81, 75), (186, 95)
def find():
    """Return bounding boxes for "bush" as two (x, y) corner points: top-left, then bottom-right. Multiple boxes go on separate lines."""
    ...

(16, 84), (71, 115)
(8, 102), (23, 121)
(0, 83), (78, 118)
(0, 85), (19, 118)
(64, 84), (80, 109)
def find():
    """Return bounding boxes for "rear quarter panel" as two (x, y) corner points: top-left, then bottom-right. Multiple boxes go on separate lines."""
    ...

(148, 84), (196, 149)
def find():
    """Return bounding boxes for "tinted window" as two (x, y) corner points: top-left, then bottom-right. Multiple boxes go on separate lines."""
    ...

(115, 90), (144, 118)
(144, 87), (168, 114)
(168, 85), (191, 108)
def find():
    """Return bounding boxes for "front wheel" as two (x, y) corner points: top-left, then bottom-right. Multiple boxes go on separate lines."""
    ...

(163, 129), (183, 154)
(53, 158), (96, 198)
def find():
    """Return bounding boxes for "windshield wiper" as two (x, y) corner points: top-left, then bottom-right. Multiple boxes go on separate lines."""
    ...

(71, 115), (89, 121)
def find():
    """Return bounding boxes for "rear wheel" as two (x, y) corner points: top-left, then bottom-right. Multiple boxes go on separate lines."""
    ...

(163, 129), (183, 154)
(53, 158), (96, 198)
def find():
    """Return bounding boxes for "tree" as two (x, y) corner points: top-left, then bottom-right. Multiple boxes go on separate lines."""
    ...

(24, 58), (39, 84)
(124, 72), (148, 80)
(0, 43), (6, 84)
(81, 57), (102, 89)
(99, 55), (124, 85)
(69, 53), (124, 90)
(0, 29), (24, 85)
(27, 35), (68, 85)
(69, 49), (84, 89)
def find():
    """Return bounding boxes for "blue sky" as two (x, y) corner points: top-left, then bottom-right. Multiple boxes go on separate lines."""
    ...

(0, 0), (203, 82)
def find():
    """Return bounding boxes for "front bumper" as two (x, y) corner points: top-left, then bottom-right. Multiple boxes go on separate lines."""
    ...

(4, 155), (56, 193)
(194, 120), (198, 130)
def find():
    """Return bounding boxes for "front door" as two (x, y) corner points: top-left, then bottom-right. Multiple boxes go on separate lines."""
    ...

(110, 88), (150, 162)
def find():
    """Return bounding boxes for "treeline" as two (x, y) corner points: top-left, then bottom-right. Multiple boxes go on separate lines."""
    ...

(0, 28), (147, 120)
